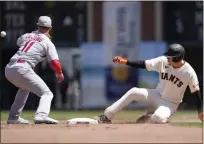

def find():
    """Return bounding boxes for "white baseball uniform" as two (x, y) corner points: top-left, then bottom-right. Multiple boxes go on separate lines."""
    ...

(5, 31), (59, 120)
(104, 56), (200, 123)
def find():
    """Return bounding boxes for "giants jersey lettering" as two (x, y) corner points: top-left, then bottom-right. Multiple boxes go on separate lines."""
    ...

(145, 56), (199, 104)
(10, 31), (59, 68)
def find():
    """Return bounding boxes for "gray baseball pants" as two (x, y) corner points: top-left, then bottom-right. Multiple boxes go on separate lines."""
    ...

(5, 60), (53, 120)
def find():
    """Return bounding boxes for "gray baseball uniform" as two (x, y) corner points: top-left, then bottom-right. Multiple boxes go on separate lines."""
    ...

(5, 31), (59, 120)
(104, 56), (199, 123)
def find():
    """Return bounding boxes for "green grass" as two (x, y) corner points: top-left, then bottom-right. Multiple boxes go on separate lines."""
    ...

(1, 110), (142, 120)
(170, 110), (198, 120)
(1, 110), (201, 128)
(170, 122), (203, 128)
(1, 109), (198, 120)
(1, 110), (102, 120)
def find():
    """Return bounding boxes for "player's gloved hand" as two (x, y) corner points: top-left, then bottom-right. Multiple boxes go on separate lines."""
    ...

(198, 112), (203, 122)
(113, 56), (127, 64)
(56, 73), (64, 83)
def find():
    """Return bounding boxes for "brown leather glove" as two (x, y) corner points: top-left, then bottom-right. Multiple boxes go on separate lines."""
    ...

(113, 56), (127, 64)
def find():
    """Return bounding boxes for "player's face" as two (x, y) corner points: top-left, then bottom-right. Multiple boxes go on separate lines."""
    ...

(167, 57), (173, 64)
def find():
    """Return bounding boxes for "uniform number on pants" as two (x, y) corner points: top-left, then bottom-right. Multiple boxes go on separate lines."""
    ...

(21, 40), (35, 52)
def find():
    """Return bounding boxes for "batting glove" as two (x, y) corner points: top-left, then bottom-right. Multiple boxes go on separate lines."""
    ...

(113, 56), (127, 64)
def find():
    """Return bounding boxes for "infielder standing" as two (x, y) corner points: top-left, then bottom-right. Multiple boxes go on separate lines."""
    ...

(95, 44), (203, 124)
(5, 16), (64, 124)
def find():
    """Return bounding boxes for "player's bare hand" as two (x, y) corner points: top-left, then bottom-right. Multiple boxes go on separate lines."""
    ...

(113, 56), (127, 64)
(198, 112), (203, 122)
(56, 73), (64, 83)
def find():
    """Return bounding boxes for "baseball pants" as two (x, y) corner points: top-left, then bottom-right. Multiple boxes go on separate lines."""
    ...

(104, 87), (179, 123)
(5, 61), (53, 120)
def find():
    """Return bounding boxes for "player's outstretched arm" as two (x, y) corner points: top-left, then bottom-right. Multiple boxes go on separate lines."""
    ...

(46, 42), (64, 83)
(192, 90), (203, 122)
(50, 60), (64, 83)
(113, 56), (146, 69)
(188, 71), (203, 122)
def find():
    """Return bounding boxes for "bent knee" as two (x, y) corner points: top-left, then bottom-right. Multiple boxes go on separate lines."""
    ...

(126, 87), (148, 102)
(128, 87), (148, 96)
(42, 91), (53, 99)
(128, 87), (140, 94)
(126, 87), (140, 98)
(150, 114), (167, 124)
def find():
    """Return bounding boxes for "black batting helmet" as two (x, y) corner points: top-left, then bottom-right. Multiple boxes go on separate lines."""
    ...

(164, 43), (185, 62)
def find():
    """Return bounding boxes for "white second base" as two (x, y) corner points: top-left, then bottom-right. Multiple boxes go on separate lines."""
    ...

(67, 118), (99, 125)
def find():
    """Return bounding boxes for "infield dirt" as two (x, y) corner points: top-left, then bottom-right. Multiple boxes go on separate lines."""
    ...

(1, 120), (202, 143)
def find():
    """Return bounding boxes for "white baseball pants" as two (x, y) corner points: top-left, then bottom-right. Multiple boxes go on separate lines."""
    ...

(5, 61), (53, 120)
(104, 87), (179, 123)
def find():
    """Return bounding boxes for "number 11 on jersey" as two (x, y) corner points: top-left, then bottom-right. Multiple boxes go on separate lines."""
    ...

(21, 40), (35, 52)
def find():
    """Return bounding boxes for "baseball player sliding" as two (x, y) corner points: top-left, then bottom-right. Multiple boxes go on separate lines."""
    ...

(95, 44), (203, 124)
(5, 16), (64, 124)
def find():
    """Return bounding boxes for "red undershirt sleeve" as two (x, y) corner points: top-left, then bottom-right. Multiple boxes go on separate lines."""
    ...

(50, 60), (62, 75)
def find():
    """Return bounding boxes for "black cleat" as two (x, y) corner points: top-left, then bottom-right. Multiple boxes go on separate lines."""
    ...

(93, 115), (111, 123)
